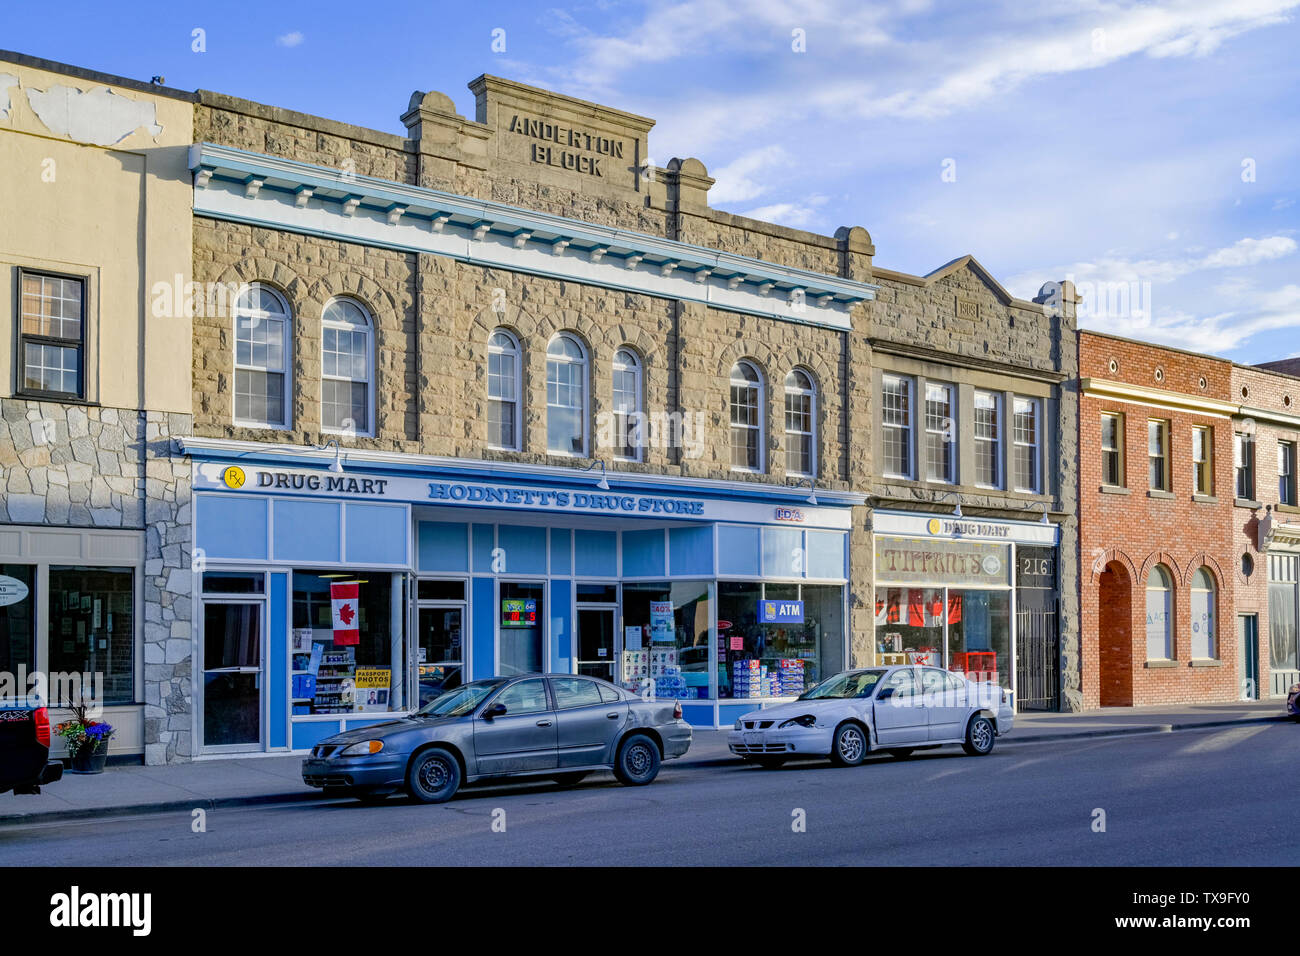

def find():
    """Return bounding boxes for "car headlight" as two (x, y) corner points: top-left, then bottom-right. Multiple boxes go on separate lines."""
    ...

(340, 740), (384, 756)
(779, 715), (817, 729)
(734, 720), (743, 730)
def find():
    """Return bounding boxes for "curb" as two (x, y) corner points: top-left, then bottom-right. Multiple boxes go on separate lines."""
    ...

(1, 715), (1288, 826)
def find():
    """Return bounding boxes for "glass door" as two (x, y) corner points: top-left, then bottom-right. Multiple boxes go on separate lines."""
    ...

(577, 607), (617, 682)
(416, 604), (465, 707)
(499, 581), (544, 675)
(202, 601), (263, 750)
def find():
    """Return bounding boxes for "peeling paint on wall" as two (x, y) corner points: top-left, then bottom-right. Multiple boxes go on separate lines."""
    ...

(26, 84), (163, 146)
(0, 74), (18, 121)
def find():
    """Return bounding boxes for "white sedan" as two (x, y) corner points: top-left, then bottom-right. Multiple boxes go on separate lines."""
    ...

(727, 666), (1015, 768)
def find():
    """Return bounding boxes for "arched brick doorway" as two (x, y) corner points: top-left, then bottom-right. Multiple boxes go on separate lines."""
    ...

(1098, 561), (1133, 706)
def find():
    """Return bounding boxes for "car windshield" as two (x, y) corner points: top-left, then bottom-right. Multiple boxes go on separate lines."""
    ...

(416, 679), (506, 718)
(799, 670), (886, 700)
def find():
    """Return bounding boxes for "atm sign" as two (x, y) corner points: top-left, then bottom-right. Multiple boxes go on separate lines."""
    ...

(759, 600), (805, 624)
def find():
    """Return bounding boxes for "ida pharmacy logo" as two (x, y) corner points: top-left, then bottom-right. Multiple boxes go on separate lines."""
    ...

(221, 466), (247, 489)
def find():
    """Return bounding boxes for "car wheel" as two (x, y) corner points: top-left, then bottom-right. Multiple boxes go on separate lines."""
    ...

(887, 748), (914, 759)
(829, 721), (868, 767)
(406, 747), (462, 803)
(962, 715), (996, 756)
(613, 733), (661, 786)
(756, 757), (787, 769)
(551, 772), (590, 787)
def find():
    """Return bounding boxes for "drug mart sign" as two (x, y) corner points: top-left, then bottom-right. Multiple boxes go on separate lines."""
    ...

(873, 509), (1056, 546)
(193, 462), (853, 529)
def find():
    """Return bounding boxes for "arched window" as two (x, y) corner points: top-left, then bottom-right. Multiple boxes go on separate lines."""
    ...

(1190, 567), (1217, 659)
(547, 333), (588, 456)
(730, 360), (764, 473)
(612, 348), (642, 461)
(234, 284), (290, 428)
(784, 368), (815, 477)
(487, 329), (521, 450)
(1145, 564), (1174, 661)
(321, 298), (373, 436)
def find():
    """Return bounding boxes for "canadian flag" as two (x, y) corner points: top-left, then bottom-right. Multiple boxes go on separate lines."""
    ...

(330, 582), (360, 646)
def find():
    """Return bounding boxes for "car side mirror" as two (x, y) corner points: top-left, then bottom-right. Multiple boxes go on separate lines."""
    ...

(482, 702), (507, 720)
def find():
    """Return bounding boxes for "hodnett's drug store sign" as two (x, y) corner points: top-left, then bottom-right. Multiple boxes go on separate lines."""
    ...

(196, 461), (853, 528)
(183, 443), (862, 751)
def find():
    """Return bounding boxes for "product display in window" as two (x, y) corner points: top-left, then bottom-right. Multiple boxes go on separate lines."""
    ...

(717, 582), (839, 698)
(292, 571), (399, 715)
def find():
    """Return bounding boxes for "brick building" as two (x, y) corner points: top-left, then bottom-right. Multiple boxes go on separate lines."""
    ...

(1079, 332), (1238, 707)
(1230, 362), (1300, 701)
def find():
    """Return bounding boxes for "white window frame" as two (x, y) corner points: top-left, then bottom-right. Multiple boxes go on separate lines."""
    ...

(730, 360), (765, 474)
(612, 347), (643, 463)
(973, 389), (1002, 489)
(1234, 431), (1255, 500)
(546, 332), (589, 457)
(1012, 396), (1041, 493)
(320, 298), (374, 437)
(881, 373), (913, 480)
(487, 328), (522, 451)
(1190, 567), (1217, 660)
(233, 284), (291, 430)
(1191, 425), (1213, 496)
(1148, 419), (1170, 492)
(1101, 411), (1124, 488)
(784, 368), (816, 479)
(1145, 564), (1174, 661)
(924, 382), (954, 484)
(1280, 441), (1296, 506)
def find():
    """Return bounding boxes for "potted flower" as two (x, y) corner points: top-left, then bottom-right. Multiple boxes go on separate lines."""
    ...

(56, 700), (116, 774)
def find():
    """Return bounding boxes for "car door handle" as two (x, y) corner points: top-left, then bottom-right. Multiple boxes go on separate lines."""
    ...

(536, 719), (553, 727)
(606, 712), (620, 719)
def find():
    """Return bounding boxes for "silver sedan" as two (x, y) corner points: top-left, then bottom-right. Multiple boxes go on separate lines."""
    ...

(302, 673), (692, 803)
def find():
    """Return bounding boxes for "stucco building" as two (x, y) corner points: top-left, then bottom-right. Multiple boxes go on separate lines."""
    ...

(0, 51), (195, 762)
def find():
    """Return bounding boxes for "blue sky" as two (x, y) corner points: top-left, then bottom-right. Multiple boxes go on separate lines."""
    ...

(4, 0), (1297, 362)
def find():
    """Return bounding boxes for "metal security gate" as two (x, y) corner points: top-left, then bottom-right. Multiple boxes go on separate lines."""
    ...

(1015, 600), (1059, 712)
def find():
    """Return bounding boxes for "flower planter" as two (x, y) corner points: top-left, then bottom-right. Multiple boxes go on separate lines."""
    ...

(68, 745), (109, 774)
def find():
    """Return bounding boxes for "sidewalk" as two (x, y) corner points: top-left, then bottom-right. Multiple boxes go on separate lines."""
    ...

(1, 700), (1288, 825)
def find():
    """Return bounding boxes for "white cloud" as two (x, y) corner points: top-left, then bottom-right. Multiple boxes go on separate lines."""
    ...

(1005, 236), (1298, 298)
(738, 195), (828, 229)
(708, 145), (792, 204)
(276, 32), (305, 48)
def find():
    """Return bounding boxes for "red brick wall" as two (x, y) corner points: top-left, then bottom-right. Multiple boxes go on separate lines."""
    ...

(1079, 332), (1238, 707)
(1230, 364), (1300, 699)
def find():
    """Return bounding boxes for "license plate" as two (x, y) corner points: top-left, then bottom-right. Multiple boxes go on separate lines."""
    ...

(744, 732), (763, 746)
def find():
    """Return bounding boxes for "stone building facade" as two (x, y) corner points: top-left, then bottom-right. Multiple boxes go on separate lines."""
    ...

(174, 70), (1082, 763)
(0, 52), (195, 762)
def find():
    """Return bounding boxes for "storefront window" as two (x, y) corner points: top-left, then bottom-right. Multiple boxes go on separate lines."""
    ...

(874, 587), (1012, 691)
(0, 564), (36, 685)
(947, 590), (1010, 688)
(292, 571), (399, 715)
(717, 582), (842, 699)
(874, 587), (945, 667)
(47, 566), (134, 704)
(622, 582), (711, 699)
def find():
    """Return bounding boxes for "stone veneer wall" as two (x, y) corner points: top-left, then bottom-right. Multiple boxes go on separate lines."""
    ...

(0, 398), (193, 763)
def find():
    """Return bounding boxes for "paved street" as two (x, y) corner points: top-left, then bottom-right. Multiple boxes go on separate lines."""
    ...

(2, 722), (1295, 866)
